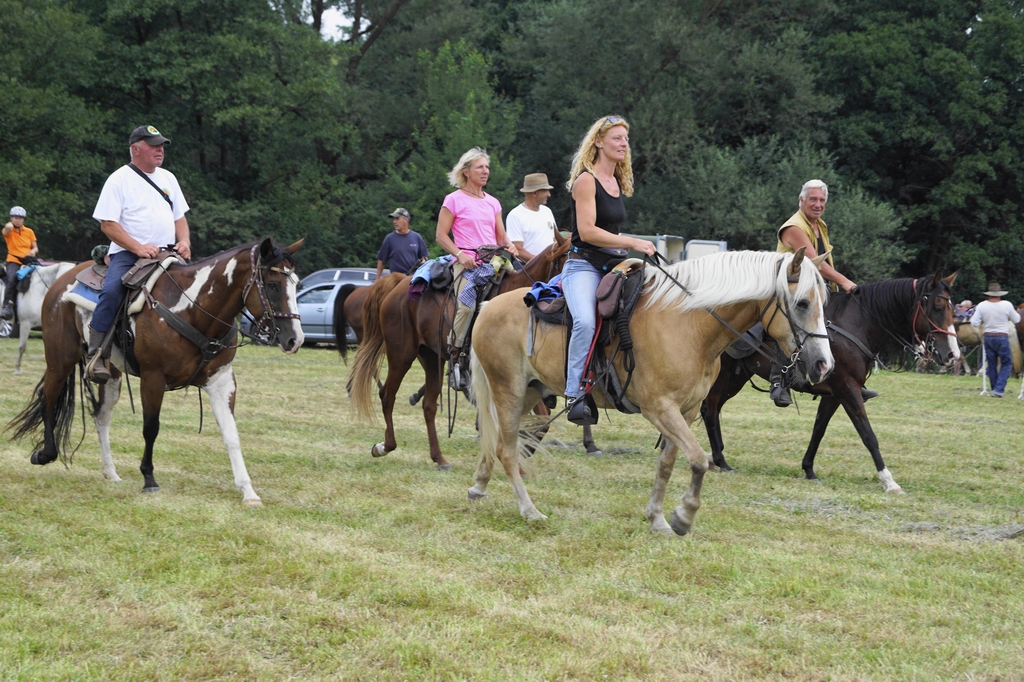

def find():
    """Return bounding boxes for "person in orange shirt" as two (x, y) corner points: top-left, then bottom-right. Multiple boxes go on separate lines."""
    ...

(2, 206), (39, 320)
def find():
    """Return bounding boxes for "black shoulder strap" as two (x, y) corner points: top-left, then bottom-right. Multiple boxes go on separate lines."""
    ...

(128, 163), (173, 209)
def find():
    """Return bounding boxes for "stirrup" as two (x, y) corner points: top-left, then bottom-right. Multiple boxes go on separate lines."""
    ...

(85, 352), (110, 385)
(567, 396), (597, 426)
(770, 382), (793, 408)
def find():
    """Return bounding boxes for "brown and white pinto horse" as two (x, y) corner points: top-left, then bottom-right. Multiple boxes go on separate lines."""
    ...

(470, 249), (834, 535)
(347, 234), (571, 469)
(7, 238), (303, 504)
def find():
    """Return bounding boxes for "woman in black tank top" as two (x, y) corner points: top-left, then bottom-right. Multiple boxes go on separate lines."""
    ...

(561, 115), (657, 425)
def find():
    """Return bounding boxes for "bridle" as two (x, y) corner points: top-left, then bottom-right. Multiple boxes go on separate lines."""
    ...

(644, 252), (830, 370)
(908, 278), (956, 361)
(241, 244), (300, 345)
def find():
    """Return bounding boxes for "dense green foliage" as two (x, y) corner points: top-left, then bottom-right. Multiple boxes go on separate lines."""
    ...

(1, 0), (1022, 297)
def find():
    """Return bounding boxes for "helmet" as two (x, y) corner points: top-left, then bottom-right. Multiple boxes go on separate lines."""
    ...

(9, 206), (26, 217)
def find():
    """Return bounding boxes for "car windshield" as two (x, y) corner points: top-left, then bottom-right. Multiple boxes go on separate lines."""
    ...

(300, 269), (377, 289)
(297, 287), (333, 305)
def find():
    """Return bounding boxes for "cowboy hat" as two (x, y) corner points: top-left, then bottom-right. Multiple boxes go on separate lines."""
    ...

(983, 282), (1009, 297)
(520, 173), (554, 193)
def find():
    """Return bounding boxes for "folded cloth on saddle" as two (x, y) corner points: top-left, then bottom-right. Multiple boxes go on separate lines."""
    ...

(16, 264), (39, 281)
(457, 257), (514, 308)
(523, 274), (562, 308)
(408, 255), (455, 300)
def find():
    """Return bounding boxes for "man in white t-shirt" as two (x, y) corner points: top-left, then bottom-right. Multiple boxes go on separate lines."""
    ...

(85, 125), (191, 383)
(970, 281), (1021, 397)
(506, 173), (557, 262)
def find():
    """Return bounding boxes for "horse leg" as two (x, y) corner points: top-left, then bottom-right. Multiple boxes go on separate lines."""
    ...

(644, 404), (709, 536)
(138, 374), (166, 493)
(835, 386), (903, 493)
(582, 424), (602, 457)
(419, 354), (450, 470)
(27, 352), (80, 466)
(701, 357), (753, 471)
(15, 319), (28, 375)
(95, 371), (123, 482)
(801, 395), (841, 481)
(371, 353), (416, 459)
(204, 365), (262, 504)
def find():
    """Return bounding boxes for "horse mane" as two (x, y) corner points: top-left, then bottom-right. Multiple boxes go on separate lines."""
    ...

(830, 277), (919, 355)
(642, 251), (826, 312)
(186, 238), (296, 270)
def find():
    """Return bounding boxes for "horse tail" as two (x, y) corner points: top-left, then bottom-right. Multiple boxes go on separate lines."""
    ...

(333, 283), (359, 363)
(348, 280), (391, 420)
(6, 365), (85, 464)
(471, 349), (500, 473)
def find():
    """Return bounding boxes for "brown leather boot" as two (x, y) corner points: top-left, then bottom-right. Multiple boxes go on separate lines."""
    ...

(84, 330), (110, 384)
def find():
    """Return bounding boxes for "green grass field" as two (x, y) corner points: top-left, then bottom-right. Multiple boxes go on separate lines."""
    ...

(1, 337), (1022, 681)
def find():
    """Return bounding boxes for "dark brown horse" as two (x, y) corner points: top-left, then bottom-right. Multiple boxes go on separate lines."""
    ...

(701, 273), (958, 493)
(7, 238), (304, 504)
(347, 234), (571, 469)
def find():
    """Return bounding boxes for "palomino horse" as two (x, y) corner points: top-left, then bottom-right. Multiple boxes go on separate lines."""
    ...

(955, 317), (1021, 378)
(702, 274), (959, 493)
(470, 249), (834, 535)
(5, 262), (78, 376)
(7, 238), (303, 504)
(348, 234), (572, 469)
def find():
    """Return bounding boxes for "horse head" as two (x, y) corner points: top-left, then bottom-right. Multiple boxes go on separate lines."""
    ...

(912, 272), (959, 366)
(243, 237), (305, 354)
(764, 247), (835, 385)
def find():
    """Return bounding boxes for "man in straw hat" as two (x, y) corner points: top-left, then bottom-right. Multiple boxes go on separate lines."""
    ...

(970, 282), (1020, 397)
(505, 172), (557, 262)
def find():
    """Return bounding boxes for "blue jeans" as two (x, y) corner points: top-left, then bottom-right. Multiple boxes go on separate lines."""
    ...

(91, 250), (139, 335)
(983, 334), (1013, 395)
(562, 257), (602, 399)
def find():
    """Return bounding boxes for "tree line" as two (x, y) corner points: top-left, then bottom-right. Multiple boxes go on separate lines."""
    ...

(2, 0), (1022, 299)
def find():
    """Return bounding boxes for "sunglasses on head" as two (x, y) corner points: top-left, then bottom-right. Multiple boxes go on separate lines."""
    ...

(604, 116), (623, 125)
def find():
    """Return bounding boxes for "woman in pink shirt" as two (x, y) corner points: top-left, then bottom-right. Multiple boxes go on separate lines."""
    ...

(435, 147), (518, 390)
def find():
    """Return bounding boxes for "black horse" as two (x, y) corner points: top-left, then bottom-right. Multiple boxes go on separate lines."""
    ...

(701, 273), (959, 492)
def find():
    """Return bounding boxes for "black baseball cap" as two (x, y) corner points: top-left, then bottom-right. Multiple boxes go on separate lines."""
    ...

(129, 125), (171, 146)
(388, 207), (411, 220)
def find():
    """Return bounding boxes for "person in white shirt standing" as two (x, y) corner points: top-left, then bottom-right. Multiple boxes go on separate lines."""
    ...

(970, 282), (1021, 397)
(85, 125), (191, 383)
(506, 173), (557, 262)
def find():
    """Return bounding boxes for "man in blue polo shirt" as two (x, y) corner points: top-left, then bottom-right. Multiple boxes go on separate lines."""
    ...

(376, 207), (428, 277)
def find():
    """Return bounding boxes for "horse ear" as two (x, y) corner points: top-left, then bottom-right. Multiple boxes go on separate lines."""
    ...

(810, 250), (830, 270)
(285, 238), (305, 255)
(788, 246), (806, 277)
(943, 271), (958, 288)
(259, 238), (274, 259)
(553, 229), (566, 247)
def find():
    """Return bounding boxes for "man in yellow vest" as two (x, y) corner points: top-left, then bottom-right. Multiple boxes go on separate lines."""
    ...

(777, 179), (857, 294)
(770, 179), (874, 406)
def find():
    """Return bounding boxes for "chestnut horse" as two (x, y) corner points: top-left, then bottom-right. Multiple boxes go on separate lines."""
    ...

(701, 273), (959, 493)
(348, 234), (571, 469)
(470, 249), (834, 535)
(7, 238), (304, 504)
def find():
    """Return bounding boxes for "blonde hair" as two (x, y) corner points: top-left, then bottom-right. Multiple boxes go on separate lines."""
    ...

(448, 147), (491, 189)
(566, 115), (634, 197)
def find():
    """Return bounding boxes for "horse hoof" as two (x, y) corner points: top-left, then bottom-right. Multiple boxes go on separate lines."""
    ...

(30, 450), (54, 466)
(243, 498), (264, 507)
(436, 463), (451, 471)
(525, 511), (547, 522)
(409, 394), (420, 406)
(467, 488), (487, 501)
(586, 449), (603, 457)
(142, 485), (161, 493)
(13, 369), (22, 376)
(668, 510), (692, 536)
(103, 473), (123, 483)
(371, 443), (388, 458)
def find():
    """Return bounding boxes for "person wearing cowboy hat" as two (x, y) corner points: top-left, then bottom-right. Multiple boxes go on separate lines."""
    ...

(970, 282), (1020, 397)
(376, 207), (428, 278)
(505, 173), (558, 262)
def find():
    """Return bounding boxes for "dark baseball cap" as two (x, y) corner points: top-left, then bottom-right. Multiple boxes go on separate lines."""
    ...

(388, 207), (411, 219)
(129, 125), (171, 146)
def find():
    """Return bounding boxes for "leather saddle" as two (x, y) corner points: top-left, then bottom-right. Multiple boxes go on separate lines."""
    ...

(67, 250), (183, 314)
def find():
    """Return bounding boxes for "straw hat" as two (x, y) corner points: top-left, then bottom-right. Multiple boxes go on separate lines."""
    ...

(983, 282), (1009, 297)
(520, 173), (554, 193)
